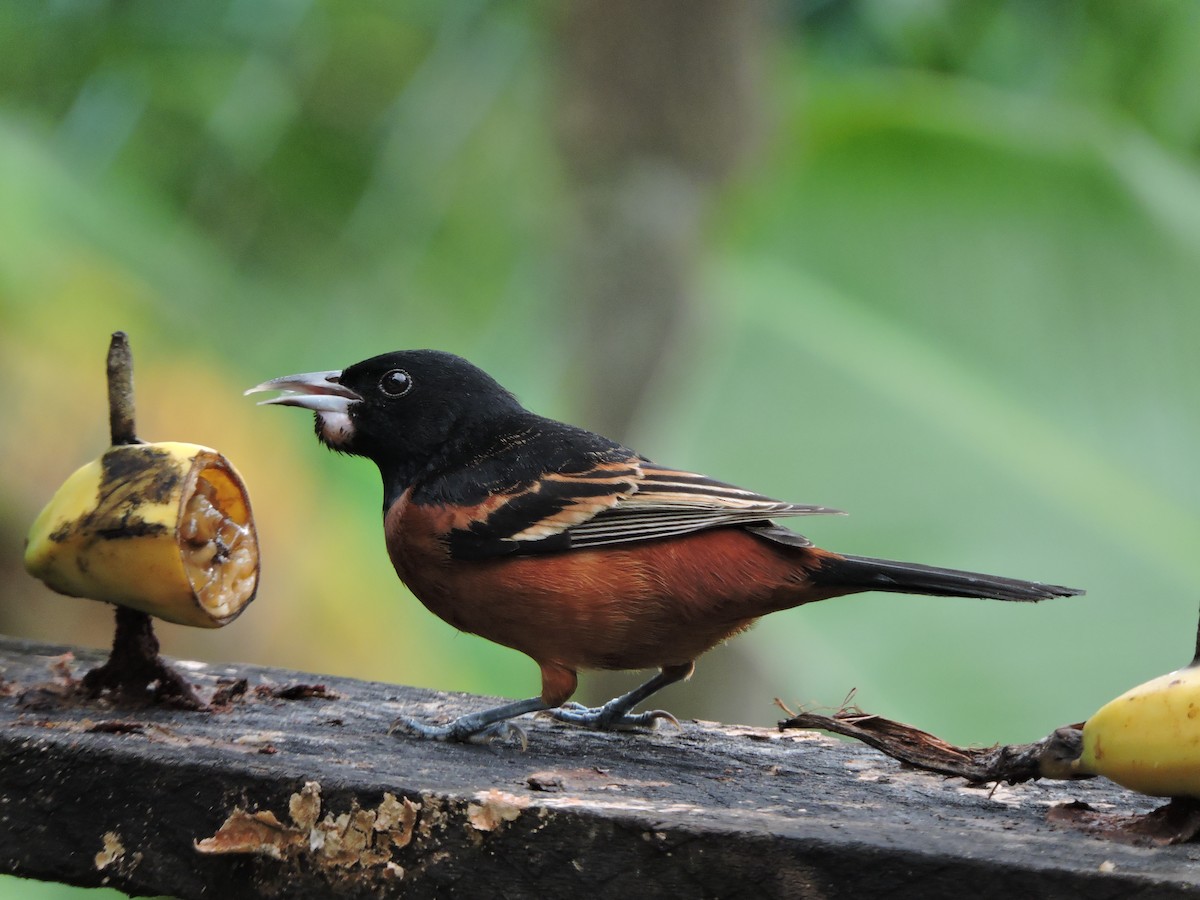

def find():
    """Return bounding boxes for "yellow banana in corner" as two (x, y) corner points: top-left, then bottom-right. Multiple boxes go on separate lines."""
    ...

(1071, 660), (1200, 798)
(24, 441), (259, 628)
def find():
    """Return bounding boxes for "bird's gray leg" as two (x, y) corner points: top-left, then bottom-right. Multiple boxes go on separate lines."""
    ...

(552, 662), (694, 731)
(389, 696), (549, 747)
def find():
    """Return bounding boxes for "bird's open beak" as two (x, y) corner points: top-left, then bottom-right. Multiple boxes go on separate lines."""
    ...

(244, 370), (362, 413)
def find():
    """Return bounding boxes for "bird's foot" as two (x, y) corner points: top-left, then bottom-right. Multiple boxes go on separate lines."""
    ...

(386, 697), (546, 748)
(550, 700), (681, 732)
(388, 714), (529, 749)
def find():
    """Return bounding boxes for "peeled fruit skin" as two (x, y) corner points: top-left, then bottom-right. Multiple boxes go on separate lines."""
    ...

(1077, 665), (1200, 798)
(24, 441), (259, 628)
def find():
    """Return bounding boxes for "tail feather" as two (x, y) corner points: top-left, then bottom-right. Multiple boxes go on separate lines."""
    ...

(811, 553), (1083, 603)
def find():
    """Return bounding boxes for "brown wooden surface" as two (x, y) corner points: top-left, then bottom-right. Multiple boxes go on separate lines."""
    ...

(1, 635), (1199, 898)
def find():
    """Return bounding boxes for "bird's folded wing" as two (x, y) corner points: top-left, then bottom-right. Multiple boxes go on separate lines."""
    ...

(447, 459), (841, 559)
(564, 464), (840, 549)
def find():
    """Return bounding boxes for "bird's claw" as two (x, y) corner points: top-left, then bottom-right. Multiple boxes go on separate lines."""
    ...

(388, 715), (528, 749)
(550, 701), (682, 732)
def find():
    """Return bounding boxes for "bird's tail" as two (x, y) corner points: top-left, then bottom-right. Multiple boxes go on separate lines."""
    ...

(808, 552), (1083, 602)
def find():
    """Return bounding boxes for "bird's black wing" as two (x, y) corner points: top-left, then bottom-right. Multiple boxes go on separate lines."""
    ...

(442, 438), (841, 560)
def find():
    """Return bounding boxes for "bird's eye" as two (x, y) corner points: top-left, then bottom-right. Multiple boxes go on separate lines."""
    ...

(379, 369), (413, 397)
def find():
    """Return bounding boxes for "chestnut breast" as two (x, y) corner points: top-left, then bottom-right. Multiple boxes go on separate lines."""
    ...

(384, 493), (829, 672)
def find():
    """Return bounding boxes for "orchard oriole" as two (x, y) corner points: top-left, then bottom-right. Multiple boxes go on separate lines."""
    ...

(248, 350), (1082, 743)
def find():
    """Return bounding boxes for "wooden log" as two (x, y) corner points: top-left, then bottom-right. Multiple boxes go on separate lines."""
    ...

(1, 635), (1198, 899)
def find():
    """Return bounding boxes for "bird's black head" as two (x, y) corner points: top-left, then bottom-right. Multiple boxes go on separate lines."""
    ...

(247, 349), (524, 490)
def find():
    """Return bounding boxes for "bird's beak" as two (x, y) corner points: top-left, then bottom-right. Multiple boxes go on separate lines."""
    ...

(244, 370), (362, 413)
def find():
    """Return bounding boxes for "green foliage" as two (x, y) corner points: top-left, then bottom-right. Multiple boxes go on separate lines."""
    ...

(3, 7), (1200, 894)
(0, 878), (129, 900)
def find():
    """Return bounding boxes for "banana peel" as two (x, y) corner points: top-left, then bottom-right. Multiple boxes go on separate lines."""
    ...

(24, 441), (259, 628)
(1072, 664), (1200, 798)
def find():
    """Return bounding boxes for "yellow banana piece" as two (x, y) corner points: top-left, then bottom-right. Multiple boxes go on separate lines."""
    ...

(24, 441), (259, 628)
(1075, 664), (1200, 797)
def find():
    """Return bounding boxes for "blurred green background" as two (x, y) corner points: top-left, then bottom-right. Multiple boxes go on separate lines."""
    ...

(4, 0), (1200, 893)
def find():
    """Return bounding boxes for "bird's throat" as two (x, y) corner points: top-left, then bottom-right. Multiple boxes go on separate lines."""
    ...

(314, 410), (355, 448)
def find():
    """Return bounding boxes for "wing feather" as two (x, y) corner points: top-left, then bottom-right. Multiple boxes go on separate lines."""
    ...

(565, 465), (840, 550)
(445, 458), (842, 558)
(446, 456), (642, 557)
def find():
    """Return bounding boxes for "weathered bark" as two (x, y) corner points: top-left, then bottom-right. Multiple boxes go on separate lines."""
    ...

(2, 636), (1199, 899)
